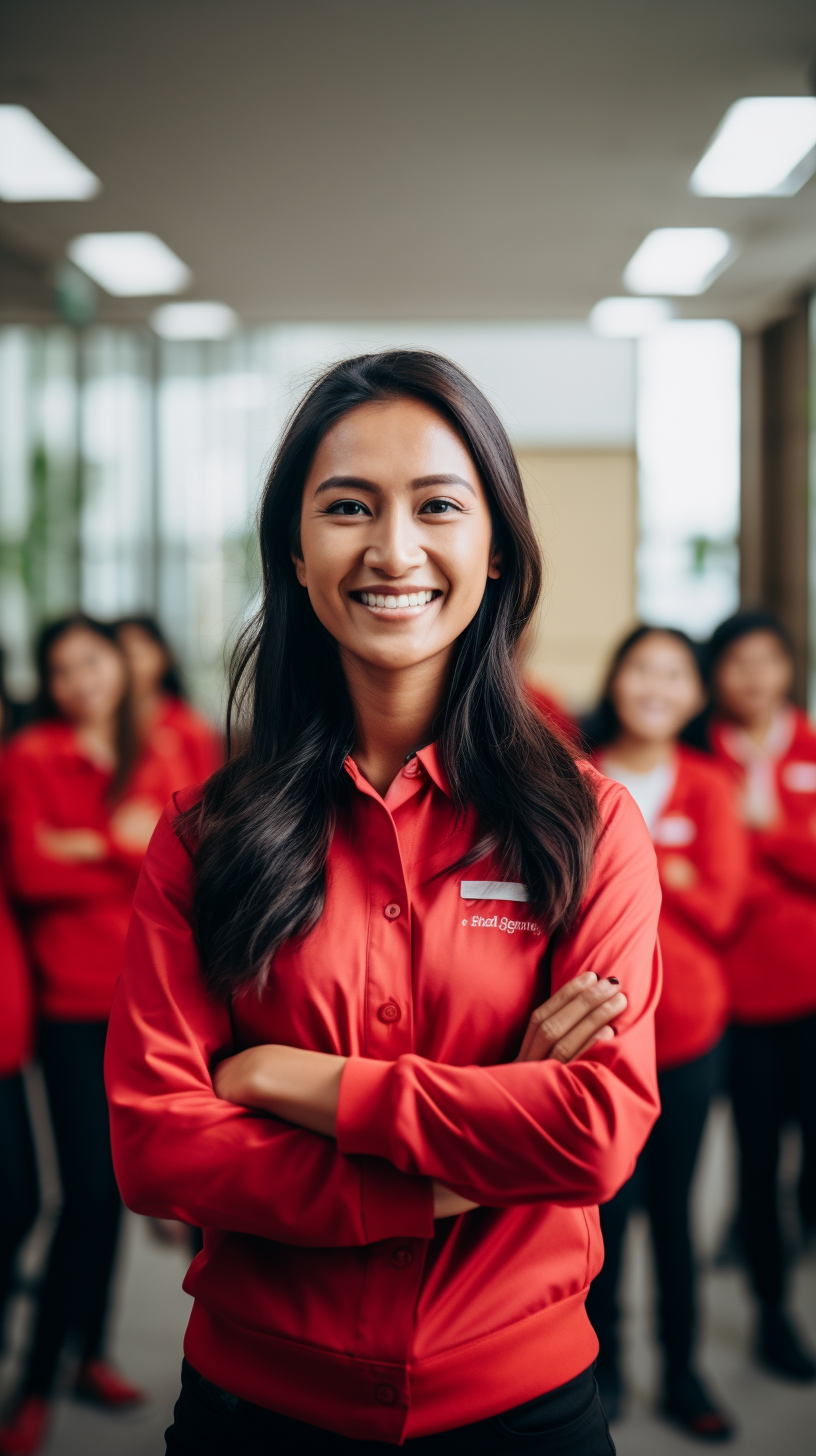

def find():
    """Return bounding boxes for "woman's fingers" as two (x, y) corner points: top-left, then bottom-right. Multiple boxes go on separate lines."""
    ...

(517, 978), (626, 1063)
(515, 972), (599, 1061)
(545, 996), (626, 1063)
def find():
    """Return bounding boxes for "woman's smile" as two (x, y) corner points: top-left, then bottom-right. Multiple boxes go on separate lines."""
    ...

(351, 587), (442, 618)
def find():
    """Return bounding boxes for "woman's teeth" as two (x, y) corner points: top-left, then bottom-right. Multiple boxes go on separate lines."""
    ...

(359, 590), (436, 609)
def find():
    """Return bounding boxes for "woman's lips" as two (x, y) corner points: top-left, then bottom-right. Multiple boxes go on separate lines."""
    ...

(356, 589), (438, 610)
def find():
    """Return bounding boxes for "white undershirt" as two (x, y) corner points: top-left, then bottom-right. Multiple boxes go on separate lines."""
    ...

(602, 757), (676, 838)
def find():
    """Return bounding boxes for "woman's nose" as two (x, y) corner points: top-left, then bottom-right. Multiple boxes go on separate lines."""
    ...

(363, 508), (425, 576)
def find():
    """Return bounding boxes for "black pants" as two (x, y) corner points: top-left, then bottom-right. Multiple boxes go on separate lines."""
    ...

(0, 1073), (40, 1339)
(23, 1021), (123, 1395)
(166, 1361), (615, 1455)
(730, 1011), (816, 1307)
(586, 1043), (721, 1377)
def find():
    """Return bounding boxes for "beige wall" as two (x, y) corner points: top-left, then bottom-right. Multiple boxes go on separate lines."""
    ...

(517, 449), (637, 713)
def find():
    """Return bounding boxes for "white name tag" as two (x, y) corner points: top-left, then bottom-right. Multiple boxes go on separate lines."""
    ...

(460, 881), (529, 902)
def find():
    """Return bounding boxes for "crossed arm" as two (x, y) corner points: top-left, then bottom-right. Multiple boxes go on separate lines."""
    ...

(213, 972), (628, 1218)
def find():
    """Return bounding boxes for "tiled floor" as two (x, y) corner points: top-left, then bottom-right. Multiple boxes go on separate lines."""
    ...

(1, 1097), (815, 1454)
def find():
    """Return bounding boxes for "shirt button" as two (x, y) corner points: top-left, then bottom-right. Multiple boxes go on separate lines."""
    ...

(391, 1246), (413, 1268)
(378, 1002), (401, 1024)
(376, 1384), (397, 1405)
(384, 902), (401, 919)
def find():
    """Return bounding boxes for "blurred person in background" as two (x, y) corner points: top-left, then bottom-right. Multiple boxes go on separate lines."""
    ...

(583, 626), (747, 1441)
(106, 351), (661, 1455)
(0, 649), (38, 1393)
(705, 610), (816, 1383)
(115, 615), (222, 785)
(0, 615), (187, 1456)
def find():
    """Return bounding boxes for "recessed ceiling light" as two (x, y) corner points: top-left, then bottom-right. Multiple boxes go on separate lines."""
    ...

(623, 228), (735, 296)
(690, 96), (816, 197)
(0, 105), (100, 201)
(151, 301), (239, 339)
(67, 232), (191, 296)
(589, 297), (674, 338)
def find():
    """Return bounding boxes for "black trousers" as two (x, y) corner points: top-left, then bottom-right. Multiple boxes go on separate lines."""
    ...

(166, 1361), (615, 1455)
(730, 1011), (816, 1307)
(0, 1073), (40, 1338)
(23, 1021), (123, 1395)
(585, 1042), (721, 1377)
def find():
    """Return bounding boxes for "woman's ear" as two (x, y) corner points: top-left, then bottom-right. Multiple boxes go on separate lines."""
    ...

(291, 555), (308, 588)
(487, 546), (502, 581)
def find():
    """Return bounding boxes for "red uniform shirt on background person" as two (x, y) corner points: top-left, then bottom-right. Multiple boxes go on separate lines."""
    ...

(153, 695), (223, 786)
(0, 854), (33, 1076)
(710, 707), (816, 1025)
(105, 745), (661, 1443)
(644, 746), (747, 1069)
(0, 721), (188, 1022)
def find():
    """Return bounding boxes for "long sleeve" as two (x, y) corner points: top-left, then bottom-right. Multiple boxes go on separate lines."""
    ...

(659, 771), (749, 941)
(0, 756), (134, 904)
(105, 806), (434, 1247)
(337, 783), (661, 1208)
(755, 826), (816, 892)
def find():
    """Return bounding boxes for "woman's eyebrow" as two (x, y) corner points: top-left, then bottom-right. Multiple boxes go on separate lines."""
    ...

(313, 475), (379, 497)
(411, 473), (476, 496)
(313, 472), (476, 497)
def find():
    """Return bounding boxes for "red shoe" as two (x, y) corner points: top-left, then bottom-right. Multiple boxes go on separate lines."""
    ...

(0, 1396), (50, 1456)
(73, 1358), (146, 1409)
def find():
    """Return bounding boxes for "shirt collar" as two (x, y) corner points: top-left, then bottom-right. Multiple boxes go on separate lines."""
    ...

(343, 740), (453, 804)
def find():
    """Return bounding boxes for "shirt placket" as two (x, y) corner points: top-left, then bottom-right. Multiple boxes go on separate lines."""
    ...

(350, 780), (426, 1438)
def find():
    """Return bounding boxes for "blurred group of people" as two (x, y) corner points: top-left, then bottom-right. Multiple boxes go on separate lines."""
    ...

(0, 604), (814, 1451)
(535, 609), (816, 1441)
(0, 615), (221, 1456)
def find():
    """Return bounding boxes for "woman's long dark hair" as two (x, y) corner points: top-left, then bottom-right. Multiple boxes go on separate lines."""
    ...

(115, 614), (187, 699)
(184, 351), (599, 998)
(35, 614), (138, 798)
(580, 624), (702, 752)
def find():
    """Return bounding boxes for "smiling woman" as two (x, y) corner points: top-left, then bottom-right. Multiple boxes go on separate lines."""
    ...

(104, 351), (662, 1456)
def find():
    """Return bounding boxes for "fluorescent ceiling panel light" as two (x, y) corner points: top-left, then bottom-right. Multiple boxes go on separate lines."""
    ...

(623, 228), (734, 296)
(690, 96), (816, 197)
(67, 232), (191, 296)
(0, 105), (100, 201)
(151, 301), (239, 339)
(589, 297), (674, 338)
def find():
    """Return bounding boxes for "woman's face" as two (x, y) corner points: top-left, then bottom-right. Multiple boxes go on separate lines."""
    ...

(610, 632), (703, 745)
(47, 627), (127, 727)
(295, 398), (500, 673)
(118, 624), (168, 699)
(713, 630), (793, 727)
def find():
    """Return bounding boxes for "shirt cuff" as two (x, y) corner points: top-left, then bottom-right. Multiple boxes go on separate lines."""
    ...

(337, 1056), (395, 1159)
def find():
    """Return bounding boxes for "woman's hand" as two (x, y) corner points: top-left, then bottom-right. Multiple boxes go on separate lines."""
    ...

(36, 825), (107, 862)
(661, 854), (697, 890)
(516, 972), (627, 1064)
(109, 797), (163, 853)
(213, 1044), (347, 1138)
(432, 1182), (479, 1218)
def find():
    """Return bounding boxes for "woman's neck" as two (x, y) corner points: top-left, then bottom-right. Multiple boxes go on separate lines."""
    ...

(604, 733), (675, 774)
(341, 648), (452, 797)
(73, 716), (118, 771)
(133, 687), (163, 729)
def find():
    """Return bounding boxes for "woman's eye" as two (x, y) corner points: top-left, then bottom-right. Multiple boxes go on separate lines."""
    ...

(420, 497), (461, 515)
(325, 499), (370, 516)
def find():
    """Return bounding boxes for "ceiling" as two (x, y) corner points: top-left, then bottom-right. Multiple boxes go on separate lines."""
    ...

(1, 0), (816, 330)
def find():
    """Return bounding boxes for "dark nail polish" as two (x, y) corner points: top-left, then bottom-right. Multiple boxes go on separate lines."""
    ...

(608, 977), (619, 985)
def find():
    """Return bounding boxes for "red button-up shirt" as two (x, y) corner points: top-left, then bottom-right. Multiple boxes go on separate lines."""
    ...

(105, 745), (661, 1442)
(710, 709), (816, 1024)
(645, 747), (747, 1069)
(0, 721), (198, 1020)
